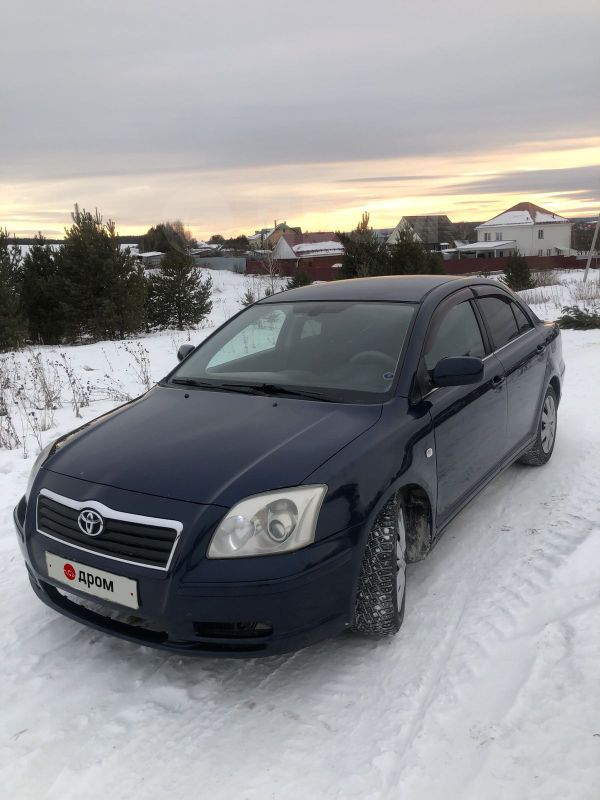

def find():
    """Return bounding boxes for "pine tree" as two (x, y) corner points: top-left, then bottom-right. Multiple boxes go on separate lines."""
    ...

(0, 229), (26, 351)
(58, 205), (147, 342)
(340, 213), (389, 278)
(388, 226), (446, 275)
(286, 267), (311, 289)
(425, 251), (446, 275)
(21, 234), (64, 344)
(503, 253), (533, 291)
(147, 252), (213, 330)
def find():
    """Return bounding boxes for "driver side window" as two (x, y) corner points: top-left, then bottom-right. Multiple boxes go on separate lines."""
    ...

(424, 300), (485, 371)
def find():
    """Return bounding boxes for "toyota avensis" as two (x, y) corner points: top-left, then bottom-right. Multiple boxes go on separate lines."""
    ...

(14, 275), (564, 656)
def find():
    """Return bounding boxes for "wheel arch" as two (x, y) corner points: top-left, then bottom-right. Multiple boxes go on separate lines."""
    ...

(397, 483), (434, 562)
(549, 374), (561, 405)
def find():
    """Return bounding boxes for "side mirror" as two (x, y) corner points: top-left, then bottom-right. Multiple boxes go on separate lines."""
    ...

(431, 356), (483, 387)
(177, 344), (195, 362)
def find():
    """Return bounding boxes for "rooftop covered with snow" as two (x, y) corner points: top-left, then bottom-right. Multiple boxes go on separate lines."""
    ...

(292, 240), (345, 257)
(477, 202), (570, 228)
(451, 240), (517, 252)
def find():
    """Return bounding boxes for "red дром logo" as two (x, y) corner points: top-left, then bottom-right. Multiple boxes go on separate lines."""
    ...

(64, 563), (76, 581)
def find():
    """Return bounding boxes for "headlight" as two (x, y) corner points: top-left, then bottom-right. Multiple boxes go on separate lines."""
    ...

(208, 485), (327, 558)
(25, 441), (55, 503)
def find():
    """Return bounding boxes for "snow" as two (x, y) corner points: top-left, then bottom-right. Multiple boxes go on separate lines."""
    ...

(453, 240), (516, 251)
(1, 269), (600, 799)
(293, 240), (345, 255)
(478, 209), (570, 228)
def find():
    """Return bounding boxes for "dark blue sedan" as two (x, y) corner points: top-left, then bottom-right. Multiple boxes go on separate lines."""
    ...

(14, 275), (564, 655)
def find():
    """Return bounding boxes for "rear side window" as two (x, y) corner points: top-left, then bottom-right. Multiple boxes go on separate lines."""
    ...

(478, 296), (519, 349)
(424, 300), (485, 370)
(512, 302), (533, 333)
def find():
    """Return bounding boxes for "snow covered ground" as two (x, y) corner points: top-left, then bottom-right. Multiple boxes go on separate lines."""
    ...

(1, 269), (599, 799)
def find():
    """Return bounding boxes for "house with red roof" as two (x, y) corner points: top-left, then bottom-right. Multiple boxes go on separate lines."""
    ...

(450, 202), (572, 259)
(271, 232), (345, 280)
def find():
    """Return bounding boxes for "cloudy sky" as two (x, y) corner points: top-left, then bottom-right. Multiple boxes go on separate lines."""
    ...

(2, 0), (599, 239)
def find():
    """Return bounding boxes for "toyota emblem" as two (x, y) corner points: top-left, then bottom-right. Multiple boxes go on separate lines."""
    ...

(77, 509), (104, 536)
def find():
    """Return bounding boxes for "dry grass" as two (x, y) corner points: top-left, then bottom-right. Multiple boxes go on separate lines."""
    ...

(568, 274), (600, 304)
(519, 285), (564, 309)
(530, 270), (563, 288)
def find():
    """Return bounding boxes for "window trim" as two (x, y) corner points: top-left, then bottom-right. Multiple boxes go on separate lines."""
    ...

(474, 292), (535, 353)
(413, 288), (488, 401)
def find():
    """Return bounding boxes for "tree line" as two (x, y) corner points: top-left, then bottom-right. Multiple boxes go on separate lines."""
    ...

(0, 208), (213, 352)
(338, 213), (446, 280)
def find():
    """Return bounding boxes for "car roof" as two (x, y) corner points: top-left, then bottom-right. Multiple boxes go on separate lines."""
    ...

(259, 274), (474, 304)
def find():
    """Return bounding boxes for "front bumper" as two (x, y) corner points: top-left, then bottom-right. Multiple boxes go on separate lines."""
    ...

(14, 477), (360, 657)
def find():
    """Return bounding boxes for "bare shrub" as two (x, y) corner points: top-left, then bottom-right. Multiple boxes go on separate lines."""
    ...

(0, 408), (21, 450)
(120, 341), (153, 391)
(25, 350), (63, 427)
(0, 360), (21, 450)
(12, 388), (44, 455)
(90, 374), (132, 403)
(58, 353), (90, 417)
(239, 273), (285, 307)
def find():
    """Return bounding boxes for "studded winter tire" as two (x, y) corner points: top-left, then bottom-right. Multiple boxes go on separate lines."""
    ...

(352, 494), (407, 636)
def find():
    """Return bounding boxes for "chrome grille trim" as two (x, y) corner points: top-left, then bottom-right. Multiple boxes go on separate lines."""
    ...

(36, 488), (183, 572)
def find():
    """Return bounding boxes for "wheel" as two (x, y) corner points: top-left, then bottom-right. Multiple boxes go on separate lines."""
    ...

(352, 494), (407, 636)
(519, 384), (558, 466)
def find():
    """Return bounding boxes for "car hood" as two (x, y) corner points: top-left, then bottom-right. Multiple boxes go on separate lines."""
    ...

(46, 385), (382, 506)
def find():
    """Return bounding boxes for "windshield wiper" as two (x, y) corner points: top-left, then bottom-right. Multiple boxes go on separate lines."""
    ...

(220, 382), (334, 402)
(171, 378), (334, 401)
(170, 378), (258, 395)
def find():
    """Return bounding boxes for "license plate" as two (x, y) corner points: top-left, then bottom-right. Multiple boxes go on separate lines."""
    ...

(45, 552), (139, 610)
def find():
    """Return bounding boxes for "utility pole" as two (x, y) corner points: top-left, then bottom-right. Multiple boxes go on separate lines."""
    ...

(583, 213), (600, 282)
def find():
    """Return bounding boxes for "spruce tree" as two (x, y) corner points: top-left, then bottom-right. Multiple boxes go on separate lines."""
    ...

(503, 253), (533, 291)
(388, 226), (426, 274)
(286, 267), (311, 289)
(0, 229), (26, 351)
(21, 234), (64, 344)
(58, 206), (146, 342)
(388, 226), (446, 275)
(147, 252), (213, 330)
(340, 213), (389, 278)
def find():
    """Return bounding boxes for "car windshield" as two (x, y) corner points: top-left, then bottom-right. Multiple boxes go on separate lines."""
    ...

(167, 300), (416, 402)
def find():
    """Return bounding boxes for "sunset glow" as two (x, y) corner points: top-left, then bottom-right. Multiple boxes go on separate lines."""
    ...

(2, 136), (598, 240)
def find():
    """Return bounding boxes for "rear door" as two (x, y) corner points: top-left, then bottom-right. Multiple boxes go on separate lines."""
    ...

(418, 289), (508, 524)
(474, 288), (547, 455)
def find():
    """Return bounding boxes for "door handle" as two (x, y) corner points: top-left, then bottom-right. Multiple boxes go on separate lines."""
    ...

(536, 344), (546, 354)
(491, 375), (505, 387)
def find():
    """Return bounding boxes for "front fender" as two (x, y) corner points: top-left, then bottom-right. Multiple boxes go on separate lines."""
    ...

(306, 396), (437, 545)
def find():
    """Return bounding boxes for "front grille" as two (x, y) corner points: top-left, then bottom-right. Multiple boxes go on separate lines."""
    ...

(36, 492), (180, 569)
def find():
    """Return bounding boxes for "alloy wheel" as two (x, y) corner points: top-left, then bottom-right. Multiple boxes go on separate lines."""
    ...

(541, 393), (557, 454)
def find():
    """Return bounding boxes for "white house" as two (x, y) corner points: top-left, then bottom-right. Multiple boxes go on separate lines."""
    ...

(472, 202), (572, 257)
